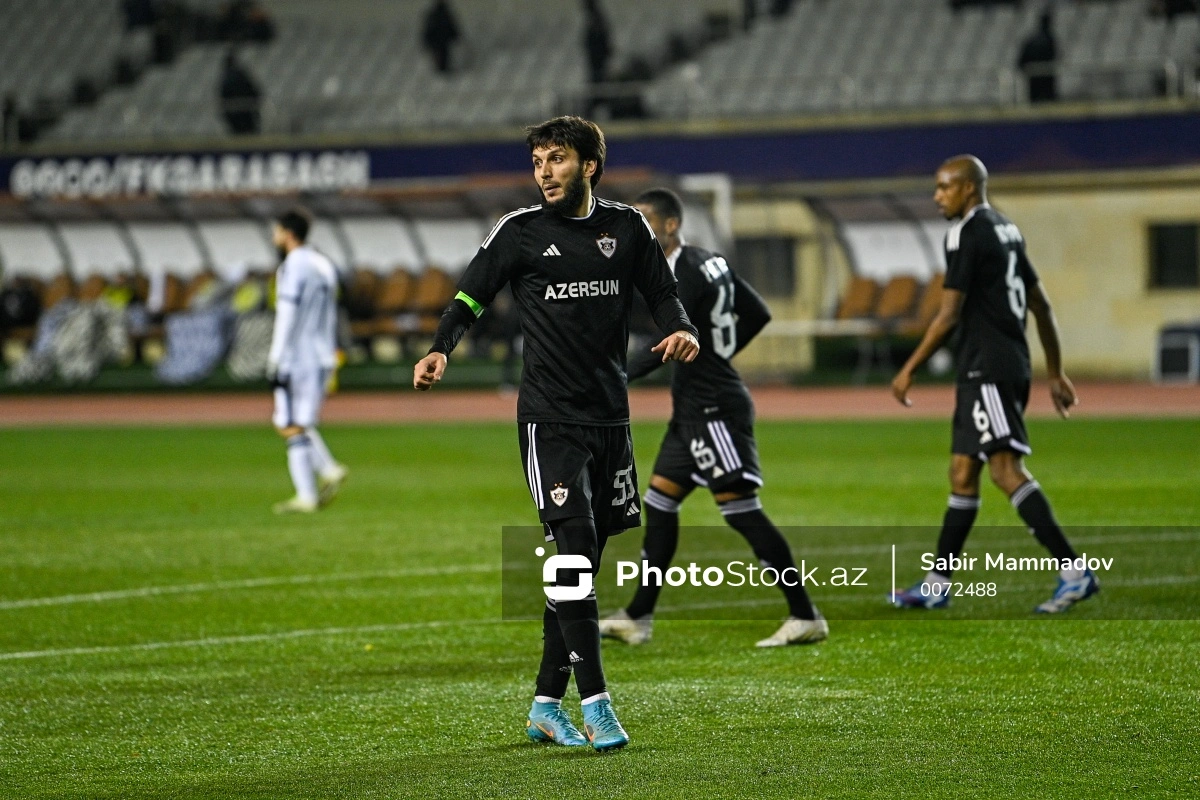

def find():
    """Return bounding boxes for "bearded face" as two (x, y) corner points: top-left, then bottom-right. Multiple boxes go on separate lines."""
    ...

(542, 161), (587, 216)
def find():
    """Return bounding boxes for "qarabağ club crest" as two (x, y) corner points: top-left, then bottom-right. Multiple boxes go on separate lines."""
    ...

(596, 234), (617, 259)
(550, 484), (569, 506)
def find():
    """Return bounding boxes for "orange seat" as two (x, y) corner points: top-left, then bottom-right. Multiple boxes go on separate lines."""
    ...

(898, 273), (945, 336)
(43, 275), (76, 309)
(875, 276), (921, 323)
(375, 268), (416, 315)
(407, 266), (456, 315)
(835, 276), (880, 320)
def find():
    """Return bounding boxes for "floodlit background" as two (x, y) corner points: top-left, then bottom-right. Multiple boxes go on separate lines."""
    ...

(1, 0), (1197, 389)
(1, 2), (1199, 798)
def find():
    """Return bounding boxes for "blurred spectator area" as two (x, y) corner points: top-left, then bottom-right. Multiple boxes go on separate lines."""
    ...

(40, 0), (718, 143)
(650, 0), (1199, 116)
(17, 0), (1197, 145)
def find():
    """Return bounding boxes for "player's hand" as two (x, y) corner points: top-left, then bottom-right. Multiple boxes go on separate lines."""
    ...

(891, 369), (913, 407)
(265, 361), (287, 389)
(652, 331), (699, 363)
(1049, 373), (1077, 419)
(413, 352), (448, 391)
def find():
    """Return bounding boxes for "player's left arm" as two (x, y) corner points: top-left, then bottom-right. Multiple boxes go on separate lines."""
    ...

(415, 218), (520, 390)
(891, 288), (965, 406)
(632, 217), (699, 363)
(1026, 278), (1077, 418)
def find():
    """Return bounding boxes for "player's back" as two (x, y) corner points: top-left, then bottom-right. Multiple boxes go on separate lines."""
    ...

(276, 245), (338, 371)
(670, 245), (755, 420)
(944, 204), (1037, 384)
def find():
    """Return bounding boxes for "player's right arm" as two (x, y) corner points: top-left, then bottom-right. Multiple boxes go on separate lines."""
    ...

(892, 288), (965, 406)
(1026, 277), (1077, 418)
(267, 258), (301, 385)
(892, 220), (977, 406)
(414, 214), (521, 391)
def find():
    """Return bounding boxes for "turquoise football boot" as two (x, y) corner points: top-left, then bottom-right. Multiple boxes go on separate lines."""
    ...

(582, 698), (629, 752)
(526, 700), (588, 747)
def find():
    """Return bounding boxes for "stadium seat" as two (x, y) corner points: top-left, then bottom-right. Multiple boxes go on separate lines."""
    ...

(836, 276), (881, 321)
(874, 276), (921, 324)
(897, 273), (945, 337)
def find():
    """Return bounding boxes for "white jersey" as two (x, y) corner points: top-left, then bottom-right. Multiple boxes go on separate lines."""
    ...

(269, 245), (338, 373)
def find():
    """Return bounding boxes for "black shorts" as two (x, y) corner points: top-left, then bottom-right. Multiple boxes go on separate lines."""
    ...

(651, 416), (764, 493)
(518, 422), (641, 533)
(952, 380), (1032, 460)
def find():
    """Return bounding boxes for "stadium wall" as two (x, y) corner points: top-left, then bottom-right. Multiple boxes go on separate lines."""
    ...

(996, 180), (1200, 379)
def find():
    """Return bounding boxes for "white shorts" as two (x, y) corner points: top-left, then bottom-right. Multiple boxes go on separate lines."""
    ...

(273, 368), (330, 429)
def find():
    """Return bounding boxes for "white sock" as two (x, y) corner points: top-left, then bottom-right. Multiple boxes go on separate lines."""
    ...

(581, 692), (611, 707)
(1061, 566), (1086, 581)
(286, 434), (318, 503)
(924, 571), (952, 586)
(534, 695), (561, 705)
(306, 427), (336, 476)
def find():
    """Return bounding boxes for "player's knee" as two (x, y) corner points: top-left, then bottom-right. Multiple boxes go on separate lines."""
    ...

(949, 460), (980, 495)
(711, 477), (761, 504)
(988, 453), (1028, 494)
(548, 516), (600, 570)
(648, 475), (688, 500)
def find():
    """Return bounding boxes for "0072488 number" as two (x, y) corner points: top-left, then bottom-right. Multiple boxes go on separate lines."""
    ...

(920, 582), (997, 597)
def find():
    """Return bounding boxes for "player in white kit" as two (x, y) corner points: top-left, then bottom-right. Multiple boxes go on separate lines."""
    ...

(267, 208), (348, 514)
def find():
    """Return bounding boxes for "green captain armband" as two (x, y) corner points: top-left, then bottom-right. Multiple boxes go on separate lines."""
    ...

(455, 291), (484, 318)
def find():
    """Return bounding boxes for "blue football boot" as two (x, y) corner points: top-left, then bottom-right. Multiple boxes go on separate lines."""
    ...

(526, 700), (588, 747)
(1035, 570), (1099, 614)
(890, 580), (951, 609)
(582, 698), (629, 752)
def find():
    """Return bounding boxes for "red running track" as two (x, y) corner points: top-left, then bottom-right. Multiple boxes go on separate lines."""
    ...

(0, 383), (1196, 427)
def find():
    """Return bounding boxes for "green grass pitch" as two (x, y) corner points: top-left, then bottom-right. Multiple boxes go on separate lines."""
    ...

(1, 417), (1198, 798)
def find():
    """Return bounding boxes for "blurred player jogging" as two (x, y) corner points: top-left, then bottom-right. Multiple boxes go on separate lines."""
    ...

(267, 208), (348, 514)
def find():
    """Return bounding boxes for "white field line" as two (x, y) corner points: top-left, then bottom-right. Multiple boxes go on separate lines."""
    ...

(1, 529), (1195, 612)
(0, 619), (504, 662)
(0, 564), (497, 611)
(2, 572), (1196, 661)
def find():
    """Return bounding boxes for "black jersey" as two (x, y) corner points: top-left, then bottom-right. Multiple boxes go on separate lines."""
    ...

(943, 204), (1038, 384)
(628, 244), (771, 421)
(443, 197), (696, 426)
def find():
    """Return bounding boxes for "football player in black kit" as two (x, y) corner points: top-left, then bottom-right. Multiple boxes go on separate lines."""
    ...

(599, 188), (828, 648)
(890, 155), (1098, 614)
(413, 117), (699, 751)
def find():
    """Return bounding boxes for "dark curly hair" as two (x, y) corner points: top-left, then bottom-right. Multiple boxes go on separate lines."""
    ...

(525, 116), (606, 189)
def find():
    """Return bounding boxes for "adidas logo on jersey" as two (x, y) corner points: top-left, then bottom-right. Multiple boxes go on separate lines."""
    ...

(542, 244), (562, 256)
